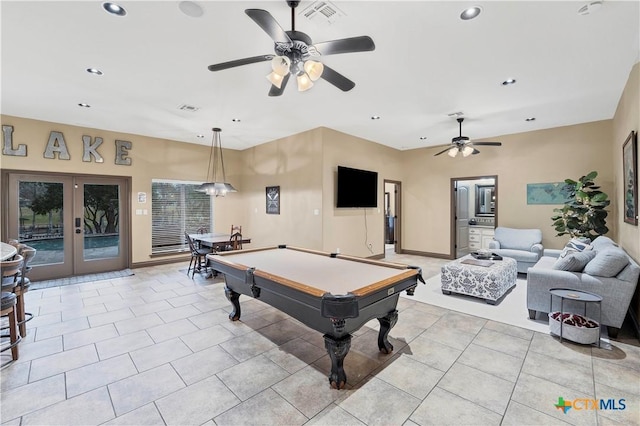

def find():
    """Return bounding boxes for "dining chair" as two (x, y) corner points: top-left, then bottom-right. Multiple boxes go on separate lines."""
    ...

(185, 232), (212, 278)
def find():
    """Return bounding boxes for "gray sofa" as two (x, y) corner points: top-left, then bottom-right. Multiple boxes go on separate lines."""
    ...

(526, 236), (640, 336)
(488, 227), (543, 273)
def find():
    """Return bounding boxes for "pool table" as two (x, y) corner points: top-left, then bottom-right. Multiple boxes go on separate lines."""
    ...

(207, 245), (424, 389)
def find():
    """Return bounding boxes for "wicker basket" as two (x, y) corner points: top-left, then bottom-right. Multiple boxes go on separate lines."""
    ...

(549, 312), (600, 345)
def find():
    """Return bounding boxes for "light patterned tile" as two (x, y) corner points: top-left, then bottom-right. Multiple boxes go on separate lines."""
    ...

(472, 327), (531, 359)
(411, 386), (502, 425)
(95, 330), (155, 360)
(438, 363), (514, 415)
(29, 345), (99, 382)
(217, 355), (290, 401)
(458, 343), (524, 382)
(102, 403), (165, 426)
(171, 345), (239, 385)
(0, 374), (66, 422)
(156, 375), (241, 425)
(62, 323), (119, 350)
(522, 351), (595, 395)
(146, 318), (199, 343)
(398, 334), (462, 372)
(129, 338), (192, 372)
(338, 377), (420, 426)
(108, 364), (186, 416)
(214, 388), (306, 426)
(21, 387), (115, 425)
(66, 354), (138, 397)
(593, 358), (640, 396)
(272, 366), (343, 418)
(305, 404), (366, 426)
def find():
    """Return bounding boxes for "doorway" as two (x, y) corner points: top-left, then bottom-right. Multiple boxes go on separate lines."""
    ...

(383, 180), (401, 255)
(4, 171), (131, 281)
(451, 175), (498, 259)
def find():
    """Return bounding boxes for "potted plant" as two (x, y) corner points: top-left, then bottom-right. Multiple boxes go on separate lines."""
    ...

(551, 171), (610, 240)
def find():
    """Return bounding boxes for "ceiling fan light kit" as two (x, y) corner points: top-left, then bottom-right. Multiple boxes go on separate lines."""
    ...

(208, 0), (375, 96)
(435, 117), (502, 158)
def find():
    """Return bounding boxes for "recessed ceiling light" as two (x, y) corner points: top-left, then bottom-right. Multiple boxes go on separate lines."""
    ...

(371, 116), (380, 120)
(102, 2), (127, 16)
(525, 117), (536, 122)
(460, 6), (482, 20)
(179, 1), (204, 18)
(78, 103), (91, 108)
(196, 134), (205, 138)
(419, 136), (428, 140)
(502, 78), (517, 86)
(232, 118), (241, 122)
(86, 68), (103, 76)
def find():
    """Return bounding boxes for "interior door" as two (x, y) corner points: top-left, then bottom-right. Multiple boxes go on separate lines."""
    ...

(456, 184), (470, 257)
(5, 172), (129, 280)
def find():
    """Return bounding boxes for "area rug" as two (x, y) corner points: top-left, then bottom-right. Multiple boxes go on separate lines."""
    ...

(30, 268), (135, 290)
(401, 273), (550, 334)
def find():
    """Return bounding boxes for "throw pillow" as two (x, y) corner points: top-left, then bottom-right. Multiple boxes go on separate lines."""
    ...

(558, 238), (593, 259)
(583, 248), (630, 277)
(553, 250), (597, 272)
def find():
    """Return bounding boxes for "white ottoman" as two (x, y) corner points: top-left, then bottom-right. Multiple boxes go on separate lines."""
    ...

(441, 255), (517, 304)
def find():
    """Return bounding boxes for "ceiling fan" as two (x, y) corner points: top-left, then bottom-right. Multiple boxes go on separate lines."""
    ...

(434, 118), (502, 157)
(207, 0), (375, 96)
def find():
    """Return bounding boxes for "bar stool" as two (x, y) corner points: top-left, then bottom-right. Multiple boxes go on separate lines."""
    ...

(14, 246), (36, 337)
(1, 255), (23, 364)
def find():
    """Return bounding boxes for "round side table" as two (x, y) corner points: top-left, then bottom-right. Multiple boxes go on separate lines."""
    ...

(549, 288), (602, 347)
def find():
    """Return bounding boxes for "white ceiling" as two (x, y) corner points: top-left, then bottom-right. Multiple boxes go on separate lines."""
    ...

(2, 1), (639, 152)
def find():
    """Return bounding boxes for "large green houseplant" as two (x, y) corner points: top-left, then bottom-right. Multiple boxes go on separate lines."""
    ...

(551, 171), (610, 240)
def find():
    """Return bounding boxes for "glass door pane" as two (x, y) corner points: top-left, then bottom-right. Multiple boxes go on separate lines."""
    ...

(18, 181), (66, 265)
(82, 183), (120, 260)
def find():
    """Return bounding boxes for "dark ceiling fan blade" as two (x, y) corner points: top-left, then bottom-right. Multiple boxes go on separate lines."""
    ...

(208, 55), (274, 72)
(434, 146), (454, 156)
(313, 36), (375, 56)
(245, 9), (292, 45)
(320, 65), (355, 91)
(473, 142), (502, 146)
(268, 73), (290, 97)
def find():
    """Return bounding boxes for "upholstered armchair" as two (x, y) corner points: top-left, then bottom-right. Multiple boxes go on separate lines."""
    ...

(488, 227), (543, 273)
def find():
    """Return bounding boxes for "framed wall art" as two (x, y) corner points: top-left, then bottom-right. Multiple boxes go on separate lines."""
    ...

(266, 186), (280, 214)
(623, 130), (638, 225)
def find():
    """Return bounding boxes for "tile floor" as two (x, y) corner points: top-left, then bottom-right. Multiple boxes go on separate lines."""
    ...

(1, 253), (639, 425)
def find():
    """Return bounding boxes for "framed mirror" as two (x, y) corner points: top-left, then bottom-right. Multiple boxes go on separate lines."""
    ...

(476, 185), (495, 216)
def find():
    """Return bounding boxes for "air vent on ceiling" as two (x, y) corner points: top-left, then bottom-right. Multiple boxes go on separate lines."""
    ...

(178, 104), (200, 112)
(301, 1), (345, 25)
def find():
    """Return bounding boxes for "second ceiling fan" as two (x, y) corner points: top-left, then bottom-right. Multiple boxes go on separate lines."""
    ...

(208, 0), (375, 96)
(434, 118), (502, 157)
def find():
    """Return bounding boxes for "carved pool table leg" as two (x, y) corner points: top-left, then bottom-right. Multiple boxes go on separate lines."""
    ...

(324, 334), (351, 389)
(225, 286), (241, 321)
(377, 309), (398, 354)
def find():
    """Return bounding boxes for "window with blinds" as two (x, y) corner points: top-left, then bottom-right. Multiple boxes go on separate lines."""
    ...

(151, 180), (212, 254)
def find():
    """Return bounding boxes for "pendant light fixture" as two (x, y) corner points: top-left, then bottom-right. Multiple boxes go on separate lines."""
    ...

(197, 127), (237, 197)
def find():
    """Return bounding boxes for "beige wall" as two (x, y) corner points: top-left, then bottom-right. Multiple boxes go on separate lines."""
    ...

(236, 128), (324, 250)
(321, 128), (404, 257)
(613, 63), (640, 261)
(0, 115), (244, 264)
(401, 120), (614, 253)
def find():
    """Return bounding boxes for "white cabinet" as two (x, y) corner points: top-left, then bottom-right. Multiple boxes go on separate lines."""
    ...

(469, 227), (495, 250)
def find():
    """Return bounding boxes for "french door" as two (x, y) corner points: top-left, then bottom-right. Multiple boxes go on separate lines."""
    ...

(5, 172), (130, 281)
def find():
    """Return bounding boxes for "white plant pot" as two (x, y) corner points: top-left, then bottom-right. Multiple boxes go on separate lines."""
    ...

(549, 312), (600, 345)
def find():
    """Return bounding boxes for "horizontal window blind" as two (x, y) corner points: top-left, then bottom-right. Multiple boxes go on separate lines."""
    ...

(151, 180), (211, 254)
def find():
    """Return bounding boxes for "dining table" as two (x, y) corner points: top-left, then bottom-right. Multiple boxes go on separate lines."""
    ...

(189, 232), (251, 251)
(1, 242), (18, 261)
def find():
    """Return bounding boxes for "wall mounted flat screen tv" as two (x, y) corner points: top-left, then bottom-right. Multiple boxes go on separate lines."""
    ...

(336, 166), (378, 208)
